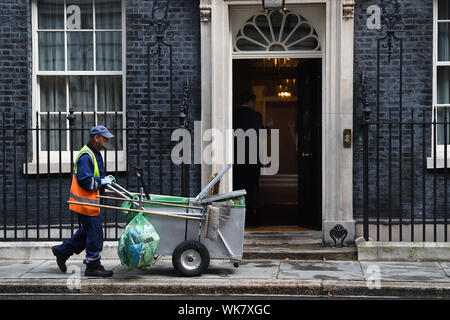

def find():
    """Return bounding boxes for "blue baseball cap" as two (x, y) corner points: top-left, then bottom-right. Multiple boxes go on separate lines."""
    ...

(90, 125), (114, 138)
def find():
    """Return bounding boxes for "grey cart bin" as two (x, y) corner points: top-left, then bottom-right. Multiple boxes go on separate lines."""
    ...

(110, 164), (247, 276)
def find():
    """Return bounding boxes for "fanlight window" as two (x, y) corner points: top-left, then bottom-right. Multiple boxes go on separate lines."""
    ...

(234, 10), (321, 52)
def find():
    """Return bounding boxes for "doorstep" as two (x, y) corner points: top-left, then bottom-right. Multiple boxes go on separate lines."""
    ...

(243, 230), (357, 260)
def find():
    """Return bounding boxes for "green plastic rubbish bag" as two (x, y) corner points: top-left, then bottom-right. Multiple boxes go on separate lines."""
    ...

(118, 212), (160, 270)
(120, 195), (141, 224)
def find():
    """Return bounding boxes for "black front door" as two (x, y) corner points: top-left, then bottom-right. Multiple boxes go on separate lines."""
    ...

(297, 58), (322, 229)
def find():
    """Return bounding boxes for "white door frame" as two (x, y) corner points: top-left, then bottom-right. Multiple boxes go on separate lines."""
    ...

(200, 0), (356, 243)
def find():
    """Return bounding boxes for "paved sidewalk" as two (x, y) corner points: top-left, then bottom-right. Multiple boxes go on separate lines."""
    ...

(0, 259), (450, 297)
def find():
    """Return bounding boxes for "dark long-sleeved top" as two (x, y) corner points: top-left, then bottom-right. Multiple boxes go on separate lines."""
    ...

(233, 106), (265, 180)
(76, 143), (106, 195)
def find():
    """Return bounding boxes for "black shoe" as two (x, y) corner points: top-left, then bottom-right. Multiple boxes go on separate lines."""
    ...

(51, 246), (67, 273)
(85, 265), (113, 277)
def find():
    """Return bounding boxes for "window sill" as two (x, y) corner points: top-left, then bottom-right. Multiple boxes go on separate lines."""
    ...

(23, 160), (127, 175)
(427, 157), (450, 169)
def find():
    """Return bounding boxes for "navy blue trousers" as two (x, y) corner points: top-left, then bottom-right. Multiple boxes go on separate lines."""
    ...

(56, 213), (103, 268)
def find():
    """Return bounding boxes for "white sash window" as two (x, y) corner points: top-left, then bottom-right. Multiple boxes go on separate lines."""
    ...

(30, 0), (126, 173)
(434, 0), (450, 149)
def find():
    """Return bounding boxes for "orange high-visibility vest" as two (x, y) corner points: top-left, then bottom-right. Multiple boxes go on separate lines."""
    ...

(69, 145), (101, 216)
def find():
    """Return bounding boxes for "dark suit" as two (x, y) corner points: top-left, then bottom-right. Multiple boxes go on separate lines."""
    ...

(233, 106), (264, 224)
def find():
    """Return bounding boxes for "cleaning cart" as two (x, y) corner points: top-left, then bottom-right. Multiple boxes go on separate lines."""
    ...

(68, 164), (247, 277)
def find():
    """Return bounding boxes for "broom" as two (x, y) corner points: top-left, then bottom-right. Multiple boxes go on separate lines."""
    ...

(204, 202), (232, 241)
(212, 201), (232, 223)
(204, 205), (218, 240)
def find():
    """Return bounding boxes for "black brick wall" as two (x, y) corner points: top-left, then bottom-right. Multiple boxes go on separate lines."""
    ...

(0, 0), (32, 114)
(124, 0), (201, 198)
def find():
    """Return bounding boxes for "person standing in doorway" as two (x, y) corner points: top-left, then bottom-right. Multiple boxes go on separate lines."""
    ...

(52, 125), (116, 277)
(233, 91), (264, 227)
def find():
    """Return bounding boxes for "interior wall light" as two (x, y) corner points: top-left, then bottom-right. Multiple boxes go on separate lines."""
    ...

(262, 0), (286, 13)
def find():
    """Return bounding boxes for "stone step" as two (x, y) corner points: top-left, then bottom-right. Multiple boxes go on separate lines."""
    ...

(244, 239), (323, 245)
(243, 244), (357, 260)
(242, 231), (356, 260)
(244, 230), (323, 238)
(244, 231), (323, 246)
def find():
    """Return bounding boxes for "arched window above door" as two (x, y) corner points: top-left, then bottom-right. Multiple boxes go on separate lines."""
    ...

(233, 10), (321, 52)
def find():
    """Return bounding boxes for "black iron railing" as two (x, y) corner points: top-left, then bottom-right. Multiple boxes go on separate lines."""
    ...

(0, 107), (191, 241)
(361, 108), (450, 242)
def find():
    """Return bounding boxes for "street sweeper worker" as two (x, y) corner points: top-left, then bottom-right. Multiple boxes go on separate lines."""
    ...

(51, 125), (116, 277)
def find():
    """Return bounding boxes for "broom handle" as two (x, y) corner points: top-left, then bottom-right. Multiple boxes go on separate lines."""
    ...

(105, 189), (184, 199)
(96, 195), (203, 210)
(106, 184), (142, 209)
(67, 201), (202, 220)
(204, 206), (211, 239)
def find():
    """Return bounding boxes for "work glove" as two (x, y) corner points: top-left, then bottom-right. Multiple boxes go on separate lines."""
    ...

(106, 175), (116, 184)
(100, 175), (115, 186)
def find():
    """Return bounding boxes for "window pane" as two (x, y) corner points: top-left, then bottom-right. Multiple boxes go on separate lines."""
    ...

(269, 11), (283, 41)
(69, 76), (94, 112)
(97, 76), (122, 111)
(96, 32), (122, 71)
(67, 32), (93, 70)
(40, 114), (67, 151)
(38, 32), (65, 71)
(242, 25), (269, 47)
(97, 113), (123, 150)
(439, 0), (450, 20)
(254, 14), (271, 41)
(40, 76), (66, 112)
(281, 13), (300, 43)
(66, 0), (93, 30)
(38, 0), (64, 29)
(95, 0), (122, 29)
(236, 37), (267, 51)
(72, 114), (95, 150)
(438, 23), (450, 61)
(438, 67), (450, 104)
(437, 107), (450, 145)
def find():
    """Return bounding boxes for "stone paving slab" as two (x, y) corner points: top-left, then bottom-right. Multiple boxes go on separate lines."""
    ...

(110, 259), (280, 280)
(201, 260), (280, 279)
(2, 259), (450, 297)
(19, 261), (80, 279)
(111, 260), (176, 280)
(277, 260), (364, 281)
(19, 260), (123, 279)
(360, 261), (450, 283)
(441, 263), (450, 277)
(0, 260), (46, 278)
(3, 259), (450, 285)
(16, 259), (281, 281)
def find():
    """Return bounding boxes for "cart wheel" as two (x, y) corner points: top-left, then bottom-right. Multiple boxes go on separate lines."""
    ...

(172, 240), (210, 277)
